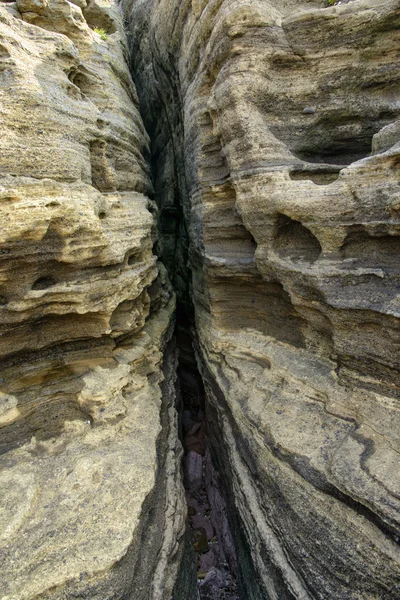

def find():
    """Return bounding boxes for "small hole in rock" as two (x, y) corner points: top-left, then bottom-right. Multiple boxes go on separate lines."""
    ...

(73, 73), (91, 94)
(67, 68), (93, 97)
(289, 169), (340, 185)
(125, 247), (141, 266)
(0, 44), (10, 59)
(98, 211), (107, 219)
(0, 295), (7, 305)
(273, 214), (322, 263)
(32, 276), (57, 290)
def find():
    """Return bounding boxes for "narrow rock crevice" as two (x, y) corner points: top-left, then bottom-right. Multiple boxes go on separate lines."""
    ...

(138, 80), (244, 593)
(175, 306), (240, 599)
(126, 23), (245, 595)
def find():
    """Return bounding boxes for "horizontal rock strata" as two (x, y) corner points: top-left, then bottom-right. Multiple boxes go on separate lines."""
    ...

(121, 0), (400, 598)
(0, 2), (187, 598)
(1, 0), (400, 598)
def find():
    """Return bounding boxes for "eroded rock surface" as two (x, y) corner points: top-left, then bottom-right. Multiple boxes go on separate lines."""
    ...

(121, 0), (400, 598)
(0, 2), (187, 598)
(2, 0), (400, 598)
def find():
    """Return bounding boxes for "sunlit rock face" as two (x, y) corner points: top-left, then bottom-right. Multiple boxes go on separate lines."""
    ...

(120, 0), (400, 598)
(0, 2), (187, 598)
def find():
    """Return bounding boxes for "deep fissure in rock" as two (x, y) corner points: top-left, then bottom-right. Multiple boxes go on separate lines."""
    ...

(127, 40), (243, 597)
(149, 114), (244, 591)
(175, 305), (240, 598)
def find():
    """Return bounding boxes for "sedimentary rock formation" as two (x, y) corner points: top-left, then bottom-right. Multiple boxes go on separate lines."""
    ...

(1, 0), (400, 598)
(121, 0), (400, 598)
(0, 2), (187, 598)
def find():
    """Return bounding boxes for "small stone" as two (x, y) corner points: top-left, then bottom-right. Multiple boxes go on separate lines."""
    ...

(185, 451), (203, 490)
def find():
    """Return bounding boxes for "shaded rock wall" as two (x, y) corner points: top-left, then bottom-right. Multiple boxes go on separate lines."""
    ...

(121, 0), (400, 598)
(0, 1), (188, 598)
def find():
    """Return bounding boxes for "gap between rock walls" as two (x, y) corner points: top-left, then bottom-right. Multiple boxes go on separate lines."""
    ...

(175, 304), (240, 599)
(122, 15), (252, 594)
(124, 49), (244, 600)
(144, 126), (243, 597)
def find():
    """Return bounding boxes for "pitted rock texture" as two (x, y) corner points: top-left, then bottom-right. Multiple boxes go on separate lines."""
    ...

(122, 0), (400, 598)
(0, 2), (186, 599)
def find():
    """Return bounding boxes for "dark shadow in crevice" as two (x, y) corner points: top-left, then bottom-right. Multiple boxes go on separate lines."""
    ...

(293, 148), (369, 166)
(176, 304), (240, 600)
(289, 168), (340, 185)
(67, 68), (93, 96)
(126, 27), (245, 598)
(32, 276), (57, 290)
(279, 111), (400, 167)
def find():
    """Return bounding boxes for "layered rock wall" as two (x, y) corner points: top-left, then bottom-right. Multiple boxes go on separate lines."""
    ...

(121, 0), (400, 598)
(0, 1), (187, 598)
(1, 0), (400, 598)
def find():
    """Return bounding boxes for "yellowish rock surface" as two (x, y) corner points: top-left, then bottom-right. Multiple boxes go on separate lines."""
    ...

(0, 2), (186, 598)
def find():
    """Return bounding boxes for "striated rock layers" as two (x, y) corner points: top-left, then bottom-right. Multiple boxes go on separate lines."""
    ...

(0, 1), (188, 599)
(1, 0), (400, 598)
(121, 0), (400, 598)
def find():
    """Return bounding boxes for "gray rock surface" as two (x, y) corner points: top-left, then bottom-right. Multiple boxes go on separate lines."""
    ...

(1, 0), (400, 598)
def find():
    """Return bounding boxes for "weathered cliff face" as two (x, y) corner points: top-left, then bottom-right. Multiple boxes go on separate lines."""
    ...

(0, 2), (188, 598)
(121, 0), (400, 598)
(1, 0), (400, 598)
